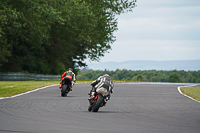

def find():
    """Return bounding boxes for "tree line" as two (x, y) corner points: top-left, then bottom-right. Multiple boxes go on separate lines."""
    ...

(0, 0), (137, 75)
(77, 69), (200, 83)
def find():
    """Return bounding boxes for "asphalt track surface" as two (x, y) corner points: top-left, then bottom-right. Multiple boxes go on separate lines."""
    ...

(0, 83), (200, 133)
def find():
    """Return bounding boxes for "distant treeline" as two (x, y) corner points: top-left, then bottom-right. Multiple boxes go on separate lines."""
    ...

(77, 69), (200, 83)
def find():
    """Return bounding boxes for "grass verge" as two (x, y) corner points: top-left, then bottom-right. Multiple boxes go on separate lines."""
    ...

(0, 80), (99, 97)
(0, 80), (131, 98)
(180, 87), (200, 101)
(0, 81), (59, 97)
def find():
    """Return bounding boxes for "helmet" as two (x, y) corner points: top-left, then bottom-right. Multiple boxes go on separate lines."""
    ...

(104, 74), (109, 76)
(68, 68), (73, 71)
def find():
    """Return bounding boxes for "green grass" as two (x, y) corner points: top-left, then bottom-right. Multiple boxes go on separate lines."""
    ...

(180, 87), (200, 101)
(0, 80), (103, 97)
(0, 81), (59, 97)
(0, 80), (131, 97)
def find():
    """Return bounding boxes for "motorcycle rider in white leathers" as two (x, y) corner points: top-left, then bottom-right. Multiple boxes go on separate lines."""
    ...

(88, 74), (114, 100)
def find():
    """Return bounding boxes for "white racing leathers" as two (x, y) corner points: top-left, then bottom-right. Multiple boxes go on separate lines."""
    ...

(93, 75), (114, 96)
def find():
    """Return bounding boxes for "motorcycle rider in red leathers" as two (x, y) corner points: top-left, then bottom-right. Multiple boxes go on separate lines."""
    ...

(59, 68), (76, 91)
(88, 74), (114, 101)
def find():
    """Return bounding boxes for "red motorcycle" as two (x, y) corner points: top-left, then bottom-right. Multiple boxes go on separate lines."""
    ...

(60, 76), (72, 97)
(88, 87), (111, 112)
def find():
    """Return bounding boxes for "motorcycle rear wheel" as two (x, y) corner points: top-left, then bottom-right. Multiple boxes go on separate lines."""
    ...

(92, 95), (104, 112)
(61, 84), (68, 97)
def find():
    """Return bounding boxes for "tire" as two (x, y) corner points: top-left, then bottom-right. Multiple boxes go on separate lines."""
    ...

(61, 84), (68, 97)
(88, 105), (92, 112)
(92, 95), (104, 112)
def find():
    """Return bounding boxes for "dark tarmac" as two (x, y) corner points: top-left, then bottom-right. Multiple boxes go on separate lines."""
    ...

(0, 83), (200, 133)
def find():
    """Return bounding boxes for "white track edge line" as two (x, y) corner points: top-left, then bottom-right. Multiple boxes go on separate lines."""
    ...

(177, 84), (200, 103)
(0, 84), (58, 100)
(0, 83), (83, 100)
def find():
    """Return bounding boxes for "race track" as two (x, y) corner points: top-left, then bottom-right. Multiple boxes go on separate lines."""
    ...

(0, 83), (200, 133)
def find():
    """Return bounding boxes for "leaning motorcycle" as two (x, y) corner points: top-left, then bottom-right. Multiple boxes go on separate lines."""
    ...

(61, 76), (72, 97)
(88, 87), (111, 112)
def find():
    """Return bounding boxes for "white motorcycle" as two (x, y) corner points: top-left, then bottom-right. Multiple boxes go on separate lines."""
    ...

(88, 86), (111, 112)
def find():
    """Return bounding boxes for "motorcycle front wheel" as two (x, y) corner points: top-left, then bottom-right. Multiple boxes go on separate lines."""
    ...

(92, 95), (104, 112)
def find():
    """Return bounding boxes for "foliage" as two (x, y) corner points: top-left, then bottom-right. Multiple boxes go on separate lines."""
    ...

(77, 69), (200, 83)
(137, 75), (143, 81)
(0, 0), (137, 75)
(169, 73), (181, 83)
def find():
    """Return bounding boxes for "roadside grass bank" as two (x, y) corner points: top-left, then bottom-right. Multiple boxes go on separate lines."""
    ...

(180, 87), (200, 102)
(0, 80), (134, 97)
(0, 81), (59, 97)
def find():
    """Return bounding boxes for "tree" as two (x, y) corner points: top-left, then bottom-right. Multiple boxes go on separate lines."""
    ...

(137, 75), (143, 81)
(0, 0), (137, 74)
(169, 73), (181, 83)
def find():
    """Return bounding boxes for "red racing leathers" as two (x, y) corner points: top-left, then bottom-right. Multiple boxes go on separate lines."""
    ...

(59, 70), (76, 90)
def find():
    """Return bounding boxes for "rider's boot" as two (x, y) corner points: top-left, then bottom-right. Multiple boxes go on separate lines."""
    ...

(88, 105), (92, 111)
(59, 84), (62, 89)
(70, 83), (74, 91)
